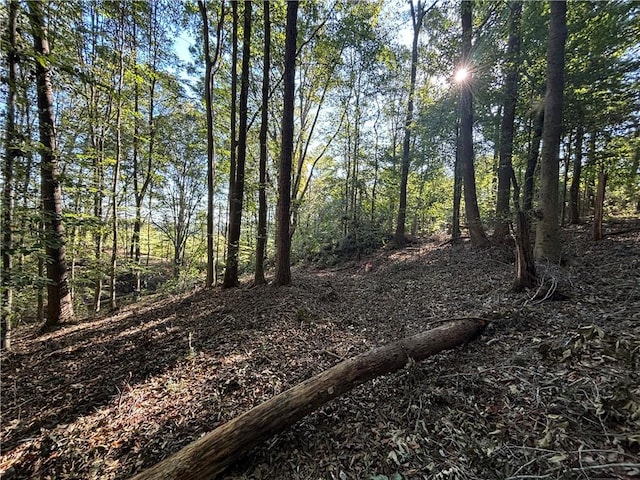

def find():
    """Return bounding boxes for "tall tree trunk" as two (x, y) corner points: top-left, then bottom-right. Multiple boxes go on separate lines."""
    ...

(593, 168), (607, 241)
(395, 0), (427, 249)
(130, 18), (142, 297)
(223, 1), (241, 288)
(28, 0), (74, 329)
(200, 0), (215, 288)
(2, 0), (20, 350)
(534, 0), (567, 263)
(560, 136), (571, 226)
(110, 6), (126, 310)
(274, 1), (298, 286)
(569, 124), (584, 224)
(522, 102), (544, 212)
(224, 0), (251, 288)
(255, 1), (270, 286)
(459, 0), (490, 248)
(452, 121), (462, 241)
(494, 1), (522, 242)
(129, 5), (158, 297)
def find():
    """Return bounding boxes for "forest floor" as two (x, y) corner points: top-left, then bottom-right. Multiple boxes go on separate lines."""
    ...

(1, 219), (639, 480)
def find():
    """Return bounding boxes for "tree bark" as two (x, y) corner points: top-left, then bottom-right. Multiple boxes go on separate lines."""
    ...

(568, 124), (584, 224)
(459, 0), (490, 248)
(109, 4), (126, 310)
(129, 318), (487, 480)
(199, 1), (224, 288)
(534, 0), (567, 263)
(223, 1), (241, 288)
(593, 168), (607, 241)
(2, 0), (20, 350)
(522, 102), (544, 212)
(494, 1), (522, 242)
(255, 1), (270, 285)
(395, 0), (427, 249)
(28, 0), (74, 329)
(274, 1), (298, 286)
(452, 121), (462, 241)
(513, 211), (536, 291)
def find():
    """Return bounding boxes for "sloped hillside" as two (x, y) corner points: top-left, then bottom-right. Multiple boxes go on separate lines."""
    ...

(1, 220), (639, 480)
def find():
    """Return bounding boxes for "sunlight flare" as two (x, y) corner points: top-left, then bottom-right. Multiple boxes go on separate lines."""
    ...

(454, 67), (470, 83)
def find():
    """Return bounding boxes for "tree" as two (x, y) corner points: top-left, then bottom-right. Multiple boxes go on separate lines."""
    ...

(458, 0), (490, 248)
(395, 0), (430, 248)
(568, 124), (584, 224)
(223, 0), (251, 288)
(534, 1), (567, 263)
(155, 107), (207, 278)
(109, 1), (127, 311)
(274, 0), (299, 286)
(255, 1), (270, 286)
(494, 1), (523, 242)
(2, 0), (20, 350)
(28, 0), (74, 329)
(199, 0), (225, 288)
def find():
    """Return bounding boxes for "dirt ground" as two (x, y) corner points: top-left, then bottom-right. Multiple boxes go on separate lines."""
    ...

(1, 220), (639, 480)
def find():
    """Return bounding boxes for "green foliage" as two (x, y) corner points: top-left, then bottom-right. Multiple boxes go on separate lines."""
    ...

(4, 0), (640, 321)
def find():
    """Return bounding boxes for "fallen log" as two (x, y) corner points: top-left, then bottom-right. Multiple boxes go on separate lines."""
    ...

(130, 318), (487, 480)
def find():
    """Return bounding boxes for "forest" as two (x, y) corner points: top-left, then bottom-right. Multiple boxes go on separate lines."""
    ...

(1, 0), (639, 479)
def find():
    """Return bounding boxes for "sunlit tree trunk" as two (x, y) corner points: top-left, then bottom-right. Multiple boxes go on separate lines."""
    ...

(459, 0), (490, 248)
(255, 1), (270, 286)
(28, 0), (74, 329)
(274, 1), (298, 286)
(534, 0), (567, 263)
(494, 0), (522, 242)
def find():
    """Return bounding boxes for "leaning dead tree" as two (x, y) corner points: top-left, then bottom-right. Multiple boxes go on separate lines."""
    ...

(130, 318), (487, 480)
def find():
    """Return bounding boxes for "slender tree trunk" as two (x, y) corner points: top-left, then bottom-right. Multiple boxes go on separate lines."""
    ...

(223, 1), (241, 288)
(110, 7), (126, 310)
(224, 0), (251, 288)
(28, 0), (74, 329)
(569, 124), (584, 224)
(274, 1), (298, 286)
(90, 4), (106, 313)
(255, 1), (270, 285)
(199, 0), (215, 287)
(92, 129), (105, 313)
(459, 0), (490, 248)
(593, 169), (607, 241)
(452, 121), (462, 241)
(560, 137), (571, 226)
(582, 131), (597, 219)
(494, 1), (522, 242)
(395, 0), (426, 249)
(523, 103), (544, 212)
(130, 21), (142, 297)
(2, 0), (20, 350)
(534, 0), (567, 263)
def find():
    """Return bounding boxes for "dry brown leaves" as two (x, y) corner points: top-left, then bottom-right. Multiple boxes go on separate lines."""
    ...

(1, 220), (639, 480)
